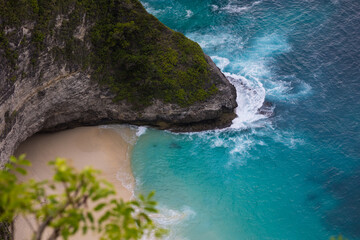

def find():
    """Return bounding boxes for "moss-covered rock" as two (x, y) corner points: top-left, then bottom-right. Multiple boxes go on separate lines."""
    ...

(0, 0), (220, 107)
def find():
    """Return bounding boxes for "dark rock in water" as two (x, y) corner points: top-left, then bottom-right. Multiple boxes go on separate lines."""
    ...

(308, 167), (360, 238)
(169, 142), (182, 149)
(323, 168), (360, 238)
(306, 193), (318, 201)
(258, 101), (275, 117)
(0, 0), (237, 165)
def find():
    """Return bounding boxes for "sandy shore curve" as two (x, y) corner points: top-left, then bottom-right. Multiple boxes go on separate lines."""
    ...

(13, 125), (137, 239)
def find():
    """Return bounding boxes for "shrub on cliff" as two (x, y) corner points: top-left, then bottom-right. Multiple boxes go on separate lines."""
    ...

(0, 155), (165, 240)
(0, 0), (217, 107)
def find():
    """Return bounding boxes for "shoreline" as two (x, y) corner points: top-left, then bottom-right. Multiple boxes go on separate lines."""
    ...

(13, 125), (137, 239)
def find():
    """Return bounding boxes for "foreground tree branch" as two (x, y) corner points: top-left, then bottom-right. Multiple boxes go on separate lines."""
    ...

(0, 155), (166, 240)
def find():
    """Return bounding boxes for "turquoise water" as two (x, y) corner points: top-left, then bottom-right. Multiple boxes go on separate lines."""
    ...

(131, 0), (360, 239)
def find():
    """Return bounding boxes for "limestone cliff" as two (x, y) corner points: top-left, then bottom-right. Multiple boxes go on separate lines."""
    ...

(0, 0), (237, 165)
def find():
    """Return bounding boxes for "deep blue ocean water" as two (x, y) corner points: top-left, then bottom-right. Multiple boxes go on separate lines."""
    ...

(131, 0), (360, 239)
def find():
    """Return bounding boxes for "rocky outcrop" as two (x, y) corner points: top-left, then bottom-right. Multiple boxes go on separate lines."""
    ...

(0, 45), (238, 164)
(0, 57), (236, 165)
(0, 1), (237, 166)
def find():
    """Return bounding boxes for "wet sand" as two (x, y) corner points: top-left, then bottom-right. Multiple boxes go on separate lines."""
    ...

(13, 125), (137, 239)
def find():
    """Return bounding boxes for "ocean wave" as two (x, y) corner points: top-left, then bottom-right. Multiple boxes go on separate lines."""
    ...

(136, 126), (148, 137)
(140, 205), (195, 240)
(229, 33), (310, 102)
(210, 4), (219, 12)
(210, 56), (230, 71)
(152, 205), (196, 226)
(265, 75), (312, 102)
(185, 10), (193, 18)
(190, 128), (261, 167)
(191, 33), (308, 126)
(271, 130), (305, 149)
(116, 170), (135, 199)
(140, 1), (172, 17)
(217, 0), (263, 14)
(186, 32), (244, 51)
(98, 124), (138, 145)
(234, 33), (291, 76)
(225, 73), (267, 129)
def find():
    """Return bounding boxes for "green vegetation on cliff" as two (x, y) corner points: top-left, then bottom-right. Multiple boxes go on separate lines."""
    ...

(0, 0), (217, 106)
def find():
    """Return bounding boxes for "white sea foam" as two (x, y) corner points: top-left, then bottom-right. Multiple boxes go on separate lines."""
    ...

(140, 2), (171, 16)
(141, 2), (162, 15)
(229, 133), (256, 165)
(99, 124), (138, 145)
(116, 170), (135, 199)
(136, 126), (148, 137)
(229, 137), (254, 156)
(233, 33), (291, 77)
(186, 32), (244, 50)
(185, 10), (193, 18)
(140, 206), (195, 240)
(210, 4), (219, 11)
(271, 130), (305, 149)
(191, 34), (294, 130)
(193, 129), (261, 166)
(152, 205), (196, 226)
(225, 73), (267, 129)
(212, 136), (227, 148)
(229, 33), (310, 104)
(210, 131), (257, 167)
(220, 0), (263, 14)
(210, 56), (230, 71)
(265, 76), (312, 102)
(188, 35), (287, 129)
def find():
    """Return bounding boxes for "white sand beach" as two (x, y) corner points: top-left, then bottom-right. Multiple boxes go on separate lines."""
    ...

(13, 125), (137, 239)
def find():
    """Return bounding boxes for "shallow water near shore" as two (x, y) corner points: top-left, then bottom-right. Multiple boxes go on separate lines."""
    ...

(132, 0), (360, 239)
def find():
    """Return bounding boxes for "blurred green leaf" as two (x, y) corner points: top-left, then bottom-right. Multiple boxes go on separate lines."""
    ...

(0, 156), (166, 239)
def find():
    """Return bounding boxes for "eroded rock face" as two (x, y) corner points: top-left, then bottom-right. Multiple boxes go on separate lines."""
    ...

(0, 2), (237, 165)
(0, 52), (236, 166)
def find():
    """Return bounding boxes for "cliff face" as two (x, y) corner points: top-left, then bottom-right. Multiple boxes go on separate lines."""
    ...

(0, 0), (237, 165)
